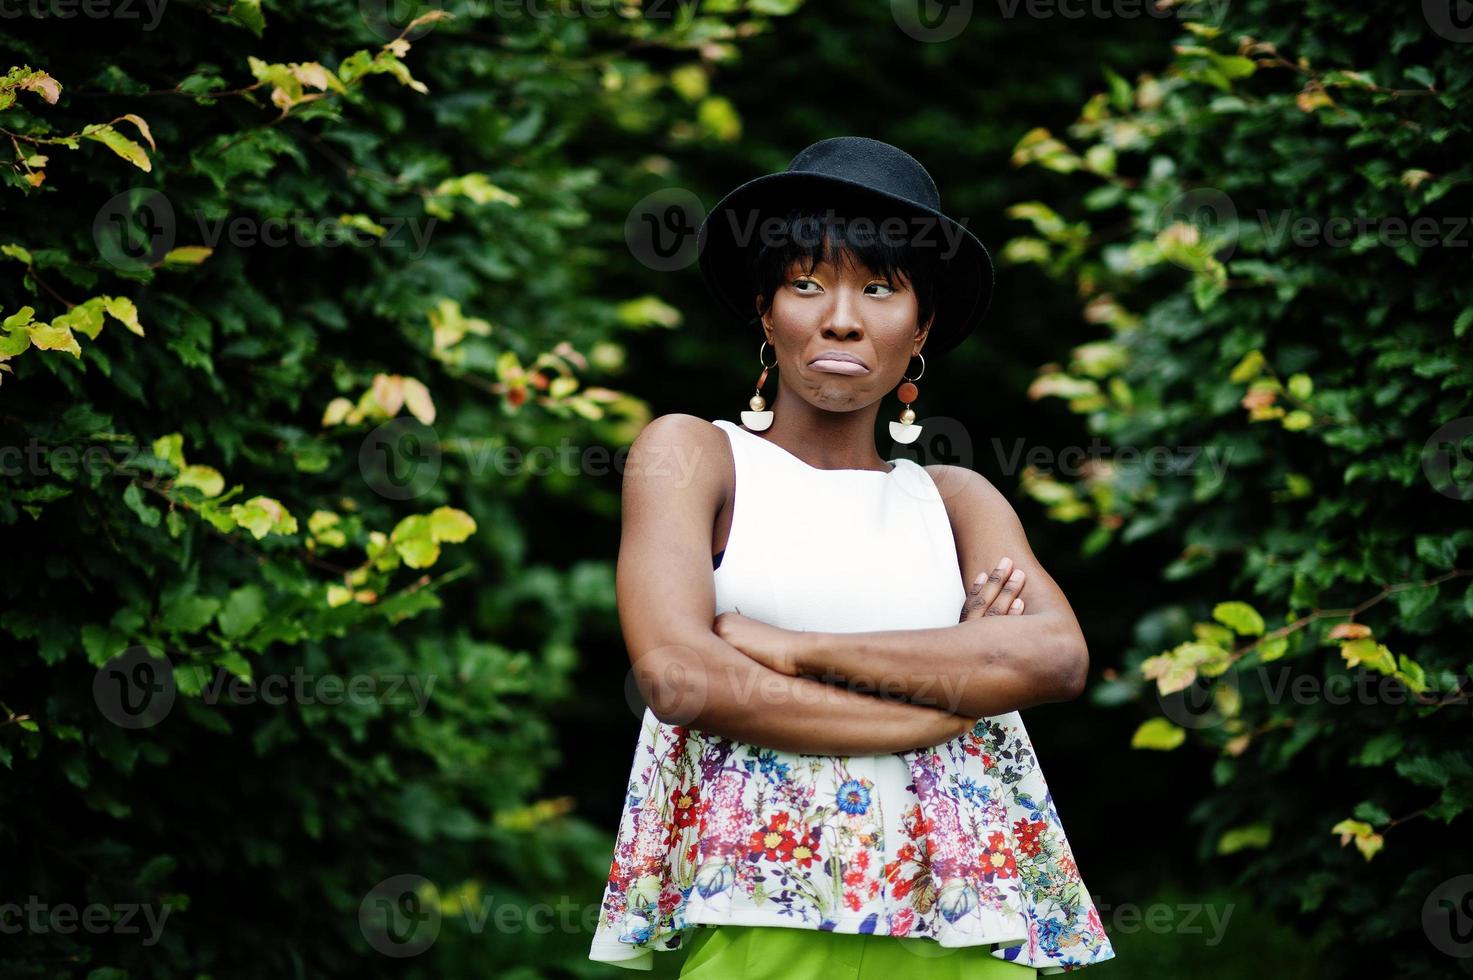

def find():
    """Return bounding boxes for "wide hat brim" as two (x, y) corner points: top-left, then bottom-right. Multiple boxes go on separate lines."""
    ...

(696, 170), (994, 359)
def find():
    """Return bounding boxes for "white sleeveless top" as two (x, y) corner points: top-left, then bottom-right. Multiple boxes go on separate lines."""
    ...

(588, 418), (1115, 973)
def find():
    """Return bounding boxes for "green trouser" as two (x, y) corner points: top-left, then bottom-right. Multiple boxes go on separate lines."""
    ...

(677, 924), (1040, 979)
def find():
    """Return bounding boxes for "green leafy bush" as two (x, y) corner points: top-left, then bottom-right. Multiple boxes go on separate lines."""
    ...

(1005, 3), (1473, 976)
(0, 4), (799, 975)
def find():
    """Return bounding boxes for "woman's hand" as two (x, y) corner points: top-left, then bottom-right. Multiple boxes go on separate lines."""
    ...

(713, 611), (804, 676)
(959, 555), (1027, 622)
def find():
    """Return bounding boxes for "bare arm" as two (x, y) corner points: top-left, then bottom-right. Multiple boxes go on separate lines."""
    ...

(616, 415), (974, 756)
(786, 465), (1089, 718)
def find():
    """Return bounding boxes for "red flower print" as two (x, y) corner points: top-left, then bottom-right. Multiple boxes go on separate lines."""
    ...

(891, 908), (916, 936)
(790, 828), (822, 869)
(978, 831), (1017, 881)
(892, 876), (914, 899)
(670, 784), (701, 828)
(747, 811), (798, 862)
(1013, 818), (1047, 857)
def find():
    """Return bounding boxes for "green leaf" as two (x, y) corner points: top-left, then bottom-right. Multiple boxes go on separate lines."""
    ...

(3, 305), (35, 330)
(229, 496), (298, 539)
(1130, 717), (1186, 751)
(228, 0), (265, 35)
(1341, 637), (1396, 674)
(0, 327), (31, 356)
(1257, 636), (1289, 662)
(161, 594), (222, 634)
(1212, 601), (1265, 636)
(217, 585), (266, 639)
(122, 483), (161, 527)
(1414, 534), (1457, 570)
(1355, 731), (1403, 767)
(175, 465), (225, 498)
(1281, 410), (1314, 431)
(1217, 823), (1272, 854)
(392, 513), (441, 569)
(163, 246), (214, 267)
(428, 506), (476, 544)
(81, 124), (152, 172)
(53, 298), (107, 340)
(153, 433), (185, 469)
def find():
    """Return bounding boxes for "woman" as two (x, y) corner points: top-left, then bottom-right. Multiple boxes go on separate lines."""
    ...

(589, 138), (1115, 977)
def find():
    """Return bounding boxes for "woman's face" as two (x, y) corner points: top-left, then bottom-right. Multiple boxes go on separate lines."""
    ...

(756, 250), (932, 412)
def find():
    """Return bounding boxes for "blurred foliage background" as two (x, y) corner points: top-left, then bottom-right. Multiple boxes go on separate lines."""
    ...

(1, 0), (1469, 977)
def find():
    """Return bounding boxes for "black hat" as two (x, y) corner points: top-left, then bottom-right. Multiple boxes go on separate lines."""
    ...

(696, 136), (994, 359)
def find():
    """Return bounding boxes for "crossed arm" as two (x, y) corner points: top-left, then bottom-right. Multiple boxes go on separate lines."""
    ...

(714, 465), (1089, 719)
(616, 415), (1089, 757)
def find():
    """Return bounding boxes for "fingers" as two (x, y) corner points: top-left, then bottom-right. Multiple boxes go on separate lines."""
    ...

(960, 557), (1026, 622)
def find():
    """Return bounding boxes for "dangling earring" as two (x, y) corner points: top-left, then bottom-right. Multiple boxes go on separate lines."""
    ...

(741, 339), (777, 432)
(889, 353), (925, 445)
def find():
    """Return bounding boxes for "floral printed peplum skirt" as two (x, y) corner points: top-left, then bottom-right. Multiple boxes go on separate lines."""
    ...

(588, 707), (1116, 974)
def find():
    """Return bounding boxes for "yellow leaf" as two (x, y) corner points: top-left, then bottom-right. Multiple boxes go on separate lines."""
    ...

(1296, 86), (1334, 112)
(371, 373), (405, 416)
(401, 377), (436, 424)
(163, 246), (213, 266)
(27, 322), (81, 358)
(1328, 622), (1371, 640)
(82, 124), (152, 173)
(1341, 637), (1396, 674)
(103, 296), (144, 337)
(117, 113), (155, 150)
(321, 397), (354, 427)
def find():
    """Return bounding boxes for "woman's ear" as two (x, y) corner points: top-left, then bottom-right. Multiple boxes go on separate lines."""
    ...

(914, 312), (935, 353)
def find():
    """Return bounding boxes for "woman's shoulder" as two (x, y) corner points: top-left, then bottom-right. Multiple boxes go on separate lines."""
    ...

(624, 413), (734, 500)
(921, 463), (1015, 528)
(630, 413), (732, 457)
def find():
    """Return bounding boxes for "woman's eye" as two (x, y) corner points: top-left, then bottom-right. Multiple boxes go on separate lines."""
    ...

(867, 281), (895, 296)
(791, 278), (820, 293)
